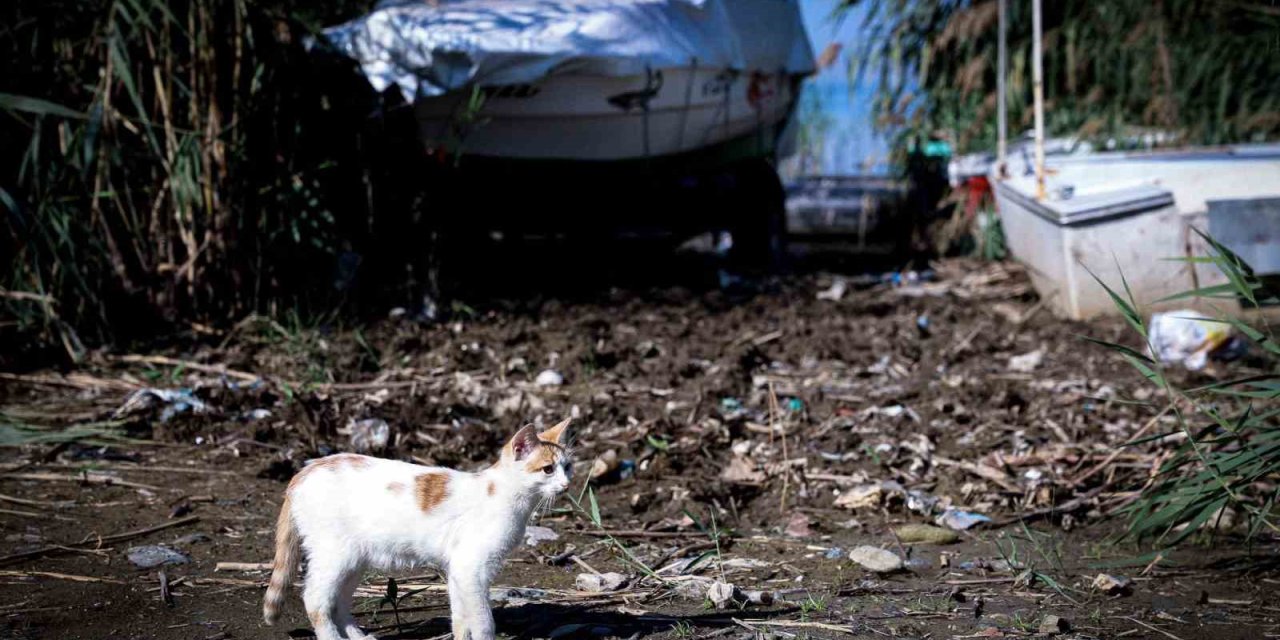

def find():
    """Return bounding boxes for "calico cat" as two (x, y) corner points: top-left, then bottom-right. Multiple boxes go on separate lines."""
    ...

(263, 419), (573, 640)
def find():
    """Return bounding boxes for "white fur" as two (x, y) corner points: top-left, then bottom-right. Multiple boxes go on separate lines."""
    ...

(268, 426), (571, 640)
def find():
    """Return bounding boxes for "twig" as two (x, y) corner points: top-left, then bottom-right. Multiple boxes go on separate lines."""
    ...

(933, 456), (1021, 493)
(0, 515), (198, 566)
(0, 570), (124, 584)
(578, 529), (707, 539)
(112, 354), (260, 382)
(214, 562), (273, 572)
(991, 486), (1105, 527)
(0, 493), (75, 509)
(0, 372), (140, 392)
(0, 507), (76, 522)
(1, 471), (164, 492)
(1070, 405), (1171, 486)
(1119, 616), (1185, 640)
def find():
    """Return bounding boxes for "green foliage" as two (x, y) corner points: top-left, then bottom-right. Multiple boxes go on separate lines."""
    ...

(837, 0), (1280, 159)
(1086, 229), (1279, 546)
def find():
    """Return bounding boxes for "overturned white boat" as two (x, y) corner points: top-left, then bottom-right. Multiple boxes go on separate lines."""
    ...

(322, 0), (815, 162)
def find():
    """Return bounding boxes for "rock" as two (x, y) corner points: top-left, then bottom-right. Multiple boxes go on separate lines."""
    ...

(706, 581), (738, 609)
(1091, 573), (1132, 596)
(784, 512), (812, 538)
(1007, 348), (1045, 373)
(848, 546), (904, 573)
(574, 572), (626, 593)
(936, 508), (992, 531)
(535, 369), (564, 386)
(834, 484), (882, 510)
(1039, 615), (1070, 635)
(893, 524), (959, 544)
(126, 545), (189, 568)
(523, 525), (559, 546)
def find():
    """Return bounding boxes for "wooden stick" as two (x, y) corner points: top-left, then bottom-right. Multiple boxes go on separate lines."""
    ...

(1070, 405), (1171, 486)
(112, 354), (260, 382)
(0, 507), (76, 522)
(1, 472), (164, 492)
(0, 515), (198, 566)
(0, 372), (140, 392)
(214, 562), (273, 572)
(0, 570), (123, 584)
(0, 493), (76, 509)
(578, 529), (707, 539)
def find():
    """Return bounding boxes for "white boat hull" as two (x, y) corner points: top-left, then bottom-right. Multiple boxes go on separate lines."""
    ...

(993, 144), (1280, 319)
(414, 67), (800, 161)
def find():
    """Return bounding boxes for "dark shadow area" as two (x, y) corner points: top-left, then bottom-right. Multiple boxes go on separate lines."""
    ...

(288, 602), (805, 640)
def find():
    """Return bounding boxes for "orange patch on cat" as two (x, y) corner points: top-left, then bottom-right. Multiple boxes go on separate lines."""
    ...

(387, 481), (406, 494)
(415, 473), (450, 513)
(523, 445), (559, 473)
(286, 454), (371, 494)
(487, 481), (496, 496)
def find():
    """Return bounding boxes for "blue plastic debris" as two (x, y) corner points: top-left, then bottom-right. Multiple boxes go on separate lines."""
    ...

(113, 388), (212, 423)
(936, 508), (992, 531)
(786, 398), (804, 412)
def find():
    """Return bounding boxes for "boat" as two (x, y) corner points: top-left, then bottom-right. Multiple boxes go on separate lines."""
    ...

(321, 0), (815, 162)
(992, 142), (1280, 319)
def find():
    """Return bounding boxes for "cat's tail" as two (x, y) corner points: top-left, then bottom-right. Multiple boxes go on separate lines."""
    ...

(262, 491), (299, 625)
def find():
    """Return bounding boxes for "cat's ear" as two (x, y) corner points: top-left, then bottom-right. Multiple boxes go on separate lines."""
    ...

(538, 417), (571, 444)
(505, 424), (540, 461)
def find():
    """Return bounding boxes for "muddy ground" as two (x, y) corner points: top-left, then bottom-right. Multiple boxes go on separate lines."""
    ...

(2, 252), (1278, 640)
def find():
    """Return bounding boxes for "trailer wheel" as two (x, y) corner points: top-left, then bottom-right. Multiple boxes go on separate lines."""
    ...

(728, 159), (787, 271)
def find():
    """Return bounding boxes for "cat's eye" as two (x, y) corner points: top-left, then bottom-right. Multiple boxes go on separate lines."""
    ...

(541, 464), (555, 475)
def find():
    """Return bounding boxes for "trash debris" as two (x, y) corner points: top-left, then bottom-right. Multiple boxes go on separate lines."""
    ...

(346, 418), (391, 453)
(816, 278), (848, 301)
(834, 484), (882, 510)
(1147, 309), (1235, 370)
(1007, 348), (1045, 373)
(114, 388), (212, 423)
(721, 456), (765, 484)
(1039, 615), (1070, 635)
(936, 508), (992, 531)
(707, 581), (737, 608)
(590, 449), (621, 482)
(127, 545), (189, 569)
(784, 512), (812, 538)
(574, 572), (627, 593)
(244, 408), (272, 421)
(1091, 573), (1132, 596)
(893, 523), (959, 544)
(523, 525), (559, 546)
(847, 546), (904, 573)
(823, 547), (844, 559)
(535, 369), (565, 386)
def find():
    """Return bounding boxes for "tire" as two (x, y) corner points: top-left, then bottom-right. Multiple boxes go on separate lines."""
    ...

(728, 159), (788, 272)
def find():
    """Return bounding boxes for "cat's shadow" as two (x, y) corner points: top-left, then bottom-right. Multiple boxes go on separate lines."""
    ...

(295, 601), (803, 639)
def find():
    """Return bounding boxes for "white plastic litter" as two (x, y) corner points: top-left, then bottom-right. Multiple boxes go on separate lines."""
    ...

(1147, 309), (1232, 371)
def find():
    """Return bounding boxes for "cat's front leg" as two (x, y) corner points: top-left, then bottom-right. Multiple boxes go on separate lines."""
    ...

(447, 564), (495, 640)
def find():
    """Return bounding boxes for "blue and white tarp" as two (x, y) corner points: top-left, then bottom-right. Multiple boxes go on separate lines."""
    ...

(321, 0), (815, 99)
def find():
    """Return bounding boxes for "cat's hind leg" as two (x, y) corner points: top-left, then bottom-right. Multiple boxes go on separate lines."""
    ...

(337, 568), (372, 639)
(302, 552), (349, 640)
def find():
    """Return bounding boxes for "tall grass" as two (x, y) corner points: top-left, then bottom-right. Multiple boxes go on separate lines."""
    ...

(1088, 230), (1279, 546)
(836, 0), (1280, 158)
(0, 0), (414, 364)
